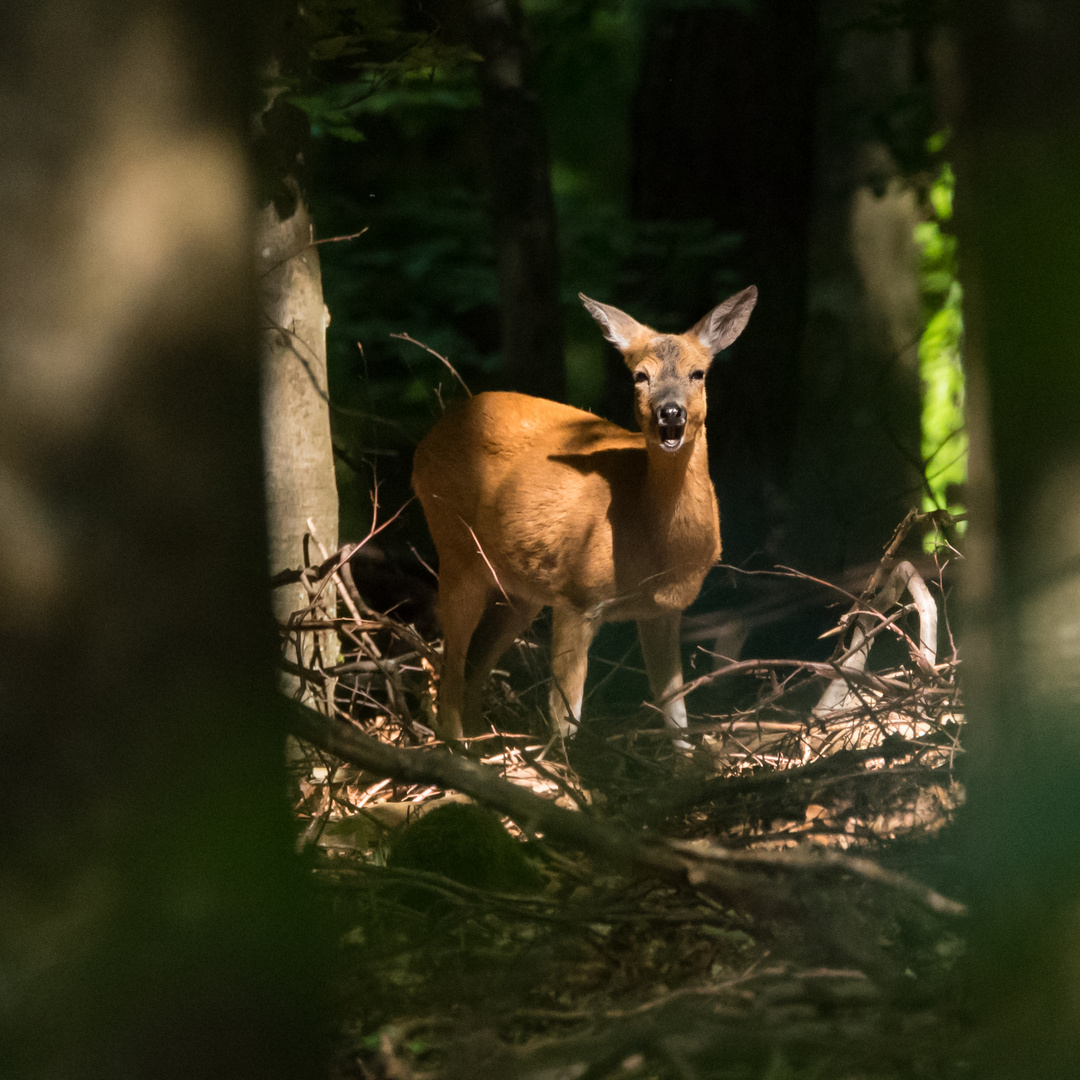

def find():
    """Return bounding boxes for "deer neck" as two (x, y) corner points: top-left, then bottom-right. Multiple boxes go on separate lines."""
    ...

(644, 432), (713, 525)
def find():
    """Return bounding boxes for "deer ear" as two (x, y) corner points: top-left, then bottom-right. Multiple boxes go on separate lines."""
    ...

(689, 285), (758, 356)
(579, 293), (650, 352)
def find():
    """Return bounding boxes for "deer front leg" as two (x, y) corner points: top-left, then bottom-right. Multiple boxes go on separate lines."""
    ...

(638, 613), (692, 749)
(549, 605), (597, 739)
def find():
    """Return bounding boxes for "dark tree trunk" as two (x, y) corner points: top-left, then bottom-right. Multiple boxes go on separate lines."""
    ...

(0, 2), (324, 1077)
(629, 0), (819, 566)
(786, 0), (935, 575)
(468, 0), (566, 400)
(954, 4), (1080, 1075)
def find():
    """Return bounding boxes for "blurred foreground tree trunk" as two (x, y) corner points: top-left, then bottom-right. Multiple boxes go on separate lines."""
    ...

(255, 9), (339, 690)
(955, 4), (1080, 1077)
(0, 2), (324, 1077)
(786, 0), (934, 574)
(466, 0), (566, 400)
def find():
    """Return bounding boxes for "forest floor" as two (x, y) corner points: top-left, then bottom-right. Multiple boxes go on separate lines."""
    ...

(283, 531), (971, 1080)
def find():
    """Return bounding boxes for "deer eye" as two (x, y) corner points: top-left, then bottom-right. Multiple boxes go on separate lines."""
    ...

(689, 369), (706, 382)
(633, 370), (649, 385)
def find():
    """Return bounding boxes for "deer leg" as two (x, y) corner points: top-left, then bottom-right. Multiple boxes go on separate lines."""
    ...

(461, 596), (540, 735)
(550, 605), (597, 738)
(434, 569), (489, 739)
(638, 613), (692, 749)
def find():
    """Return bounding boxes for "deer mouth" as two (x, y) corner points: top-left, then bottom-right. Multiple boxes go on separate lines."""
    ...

(658, 420), (686, 451)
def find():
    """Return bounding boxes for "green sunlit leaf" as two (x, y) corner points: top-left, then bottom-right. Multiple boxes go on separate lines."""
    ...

(916, 140), (966, 548)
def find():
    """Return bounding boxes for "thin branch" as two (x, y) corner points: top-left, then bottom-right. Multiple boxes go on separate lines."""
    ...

(391, 331), (472, 398)
(311, 227), (369, 246)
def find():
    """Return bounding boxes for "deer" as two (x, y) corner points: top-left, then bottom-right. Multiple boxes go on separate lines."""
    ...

(412, 285), (757, 743)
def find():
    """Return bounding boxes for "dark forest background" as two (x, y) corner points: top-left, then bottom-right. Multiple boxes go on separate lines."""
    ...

(304, 0), (962, 619)
(8, 0), (1080, 1077)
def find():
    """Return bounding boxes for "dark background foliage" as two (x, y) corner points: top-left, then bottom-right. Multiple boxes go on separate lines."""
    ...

(299, 0), (952, 673)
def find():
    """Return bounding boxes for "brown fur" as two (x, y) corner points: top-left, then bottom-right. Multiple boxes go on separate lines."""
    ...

(412, 287), (757, 740)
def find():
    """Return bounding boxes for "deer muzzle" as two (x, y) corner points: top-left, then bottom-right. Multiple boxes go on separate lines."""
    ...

(656, 402), (687, 451)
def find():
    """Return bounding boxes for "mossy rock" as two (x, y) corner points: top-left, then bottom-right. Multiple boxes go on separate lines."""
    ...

(386, 802), (543, 906)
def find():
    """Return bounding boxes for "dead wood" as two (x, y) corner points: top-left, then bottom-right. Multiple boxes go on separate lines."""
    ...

(630, 730), (960, 824)
(279, 514), (969, 1078)
(289, 703), (964, 925)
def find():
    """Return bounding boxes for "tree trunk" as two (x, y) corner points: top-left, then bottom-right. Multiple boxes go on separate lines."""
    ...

(468, 0), (566, 400)
(257, 190), (339, 685)
(786, 0), (931, 574)
(0, 2), (323, 1077)
(954, 4), (1080, 1075)
(628, 0), (819, 566)
(254, 24), (339, 696)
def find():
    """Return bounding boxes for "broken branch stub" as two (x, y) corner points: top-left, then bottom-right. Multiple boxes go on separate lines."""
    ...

(814, 560), (938, 720)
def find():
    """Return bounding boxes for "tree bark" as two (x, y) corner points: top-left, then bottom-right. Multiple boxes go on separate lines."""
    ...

(255, 28), (339, 692)
(786, 0), (931, 574)
(954, 4), (1080, 1076)
(467, 0), (566, 400)
(628, 0), (819, 566)
(0, 2), (324, 1077)
(257, 188), (339, 684)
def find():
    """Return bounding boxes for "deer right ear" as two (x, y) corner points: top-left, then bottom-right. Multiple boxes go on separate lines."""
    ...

(579, 293), (649, 352)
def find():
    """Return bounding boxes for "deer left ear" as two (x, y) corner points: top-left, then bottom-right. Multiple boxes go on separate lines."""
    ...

(689, 285), (758, 356)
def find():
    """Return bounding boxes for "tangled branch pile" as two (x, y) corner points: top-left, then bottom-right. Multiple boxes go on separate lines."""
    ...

(273, 509), (969, 1080)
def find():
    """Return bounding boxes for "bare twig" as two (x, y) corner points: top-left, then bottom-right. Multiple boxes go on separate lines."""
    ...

(311, 227), (369, 246)
(391, 331), (472, 398)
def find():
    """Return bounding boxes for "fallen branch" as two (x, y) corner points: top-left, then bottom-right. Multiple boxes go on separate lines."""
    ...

(631, 731), (961, 821)
(288, 704), (965, 922)
(814, 559), (938, 720)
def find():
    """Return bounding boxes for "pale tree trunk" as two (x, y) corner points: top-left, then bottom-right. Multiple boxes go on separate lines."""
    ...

(257, 191), (339, 687)
(0, 2), (323, 1077)
(787, 0), (928, 573)
(954, 4), (1080, 1076)
(254, 28), (340, 694)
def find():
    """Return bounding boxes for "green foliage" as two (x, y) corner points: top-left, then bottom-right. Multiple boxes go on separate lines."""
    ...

(308, 0), (746, 542)
(559, 195), (742, 403)
(288, 83), (371, 142)
(525, 0), (642, 201)
(321, 185), (500, 388)
(526, 0), (741, 404)
(285, 0), (478, 144)
(314, 175), (500, 541)
(319, 180), (740, 414)
(915, 148), (966, 544)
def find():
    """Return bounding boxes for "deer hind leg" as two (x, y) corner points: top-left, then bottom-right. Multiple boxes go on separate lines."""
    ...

(461, 596), (540, 735)
(550, 605), (597, 739)
(637, 613), (692, 749)
(434, 566), (490, 739)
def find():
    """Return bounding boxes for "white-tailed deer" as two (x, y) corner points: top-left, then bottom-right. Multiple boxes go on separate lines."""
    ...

(412, 286), (757, 742)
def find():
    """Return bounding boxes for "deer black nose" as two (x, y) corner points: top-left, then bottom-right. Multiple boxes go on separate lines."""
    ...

(656, 402), (686, 426)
